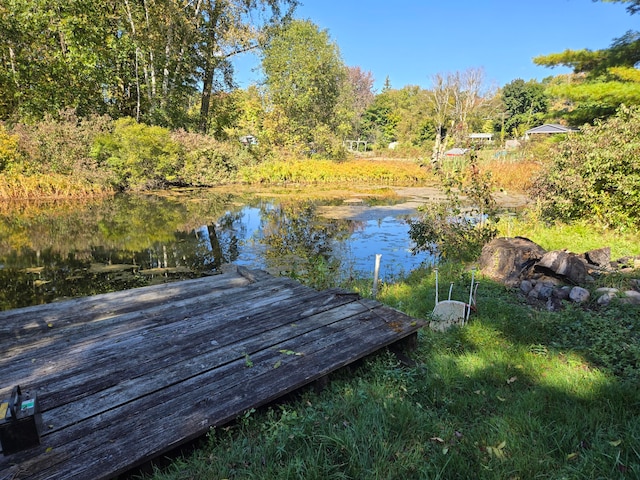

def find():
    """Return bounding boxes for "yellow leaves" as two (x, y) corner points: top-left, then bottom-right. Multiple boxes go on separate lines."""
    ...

(609, 66), (640, 83)
(278, 349), (304, 356)
(609, 439), (623, 447)
(486, 441), (507, 460)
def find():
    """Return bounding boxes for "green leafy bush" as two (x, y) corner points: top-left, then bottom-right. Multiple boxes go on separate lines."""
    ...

(171, 130), (255, 186)
(530, 105), (640, 229)
(0, 123), (20, 172)
(92, 117), (182, 190)
(408, 160), (499, 262)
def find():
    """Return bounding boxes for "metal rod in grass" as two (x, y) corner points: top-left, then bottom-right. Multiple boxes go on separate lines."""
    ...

(466, 268), (476, 323)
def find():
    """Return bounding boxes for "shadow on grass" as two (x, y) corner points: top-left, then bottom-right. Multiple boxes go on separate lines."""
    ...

(141, 268), (640, 480)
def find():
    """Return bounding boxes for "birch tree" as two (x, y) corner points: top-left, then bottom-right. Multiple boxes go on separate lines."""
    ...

(0, 0), (297, 127)
(428, 68), (493, 164)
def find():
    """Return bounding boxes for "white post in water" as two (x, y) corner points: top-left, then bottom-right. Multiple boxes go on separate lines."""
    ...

(372, 254), (382, 298)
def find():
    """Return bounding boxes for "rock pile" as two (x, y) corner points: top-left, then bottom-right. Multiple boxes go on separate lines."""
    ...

(478, 237), (640, 311)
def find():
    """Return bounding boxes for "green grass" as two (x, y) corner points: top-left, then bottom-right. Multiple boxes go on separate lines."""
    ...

(143, 259), (640, 480)
(498, 212), (640, 260)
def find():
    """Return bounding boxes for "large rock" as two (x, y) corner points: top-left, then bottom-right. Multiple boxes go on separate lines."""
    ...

(621, 291), (640, 305)
(478, 237), (546, 287)
(534, 250), (588, 285)
(585, 247), (611, 267)
(569, 286), (590, 303)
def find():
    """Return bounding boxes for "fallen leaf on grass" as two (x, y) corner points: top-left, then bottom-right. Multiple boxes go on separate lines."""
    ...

(430, 437), (445, 444)
(566, 452), (579, 461)
(609, 439), (623, 447)
(486, 441), (507, 460)
(506, 376), (518, 384)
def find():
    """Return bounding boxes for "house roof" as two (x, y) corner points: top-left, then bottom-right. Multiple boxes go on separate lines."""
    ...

(469, 133), (493, 139)
(444, 148), (468, 156)
(525, 124), (576, 135)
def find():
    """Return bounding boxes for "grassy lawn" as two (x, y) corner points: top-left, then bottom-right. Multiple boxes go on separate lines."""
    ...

(139, 157), (640, 480)
(143, 246), (640, 479)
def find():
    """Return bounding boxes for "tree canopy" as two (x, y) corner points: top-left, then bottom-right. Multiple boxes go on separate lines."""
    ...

(0, 0), (298, 129)
(501, 79), (549, 135)
(260, 19), (350, 155)
(533, 1), (640, 124)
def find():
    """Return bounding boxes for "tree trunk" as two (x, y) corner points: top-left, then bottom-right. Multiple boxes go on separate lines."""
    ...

(199, 60), (214, 132)
(197, 0), (224, 133)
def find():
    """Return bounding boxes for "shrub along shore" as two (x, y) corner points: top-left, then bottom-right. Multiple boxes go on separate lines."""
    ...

(0, 112), (539, 200)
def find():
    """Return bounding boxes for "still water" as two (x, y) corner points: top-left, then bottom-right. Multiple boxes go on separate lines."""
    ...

(0, 188), (432, 310)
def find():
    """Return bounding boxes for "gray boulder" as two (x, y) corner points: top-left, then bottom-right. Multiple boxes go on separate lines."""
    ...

(478, 237), (546, 287)
(569, 286), (590, 304)
(535, 250), (588, 285)
(585, 247), (611, 267)
(621, 290), (640, 305)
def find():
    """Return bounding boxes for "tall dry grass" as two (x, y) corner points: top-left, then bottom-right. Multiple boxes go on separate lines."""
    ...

(481, 159), (541, 193)
(0, 173), (113, 199)
(238, 158), (435, 186)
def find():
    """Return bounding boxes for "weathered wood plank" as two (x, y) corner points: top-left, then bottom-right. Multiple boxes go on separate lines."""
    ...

(5, 307), (405, 480)
(0, 270), (424, 480)
(1, 285), (359, 409)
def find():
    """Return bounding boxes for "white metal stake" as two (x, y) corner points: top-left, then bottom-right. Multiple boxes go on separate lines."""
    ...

(434, 267), (439, 305)
(466, 269), (476, 322)
(372, 254), (382, 298)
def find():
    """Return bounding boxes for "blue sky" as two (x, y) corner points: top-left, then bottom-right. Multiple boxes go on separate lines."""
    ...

(233, 0), (638, 91)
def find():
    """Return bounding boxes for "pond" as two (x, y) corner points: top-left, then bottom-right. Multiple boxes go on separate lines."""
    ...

(0, 187), (448, 311)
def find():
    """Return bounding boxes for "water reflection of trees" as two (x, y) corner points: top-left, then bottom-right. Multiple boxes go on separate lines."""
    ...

(0, 193), (375, 309)
(0, 193), (248, 310)
(258, 200), (361, 287)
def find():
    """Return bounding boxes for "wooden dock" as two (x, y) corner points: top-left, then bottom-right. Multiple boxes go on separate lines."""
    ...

(0, 268), (424, 480)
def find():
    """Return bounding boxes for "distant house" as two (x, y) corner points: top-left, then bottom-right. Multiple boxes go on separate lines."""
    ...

(239, 135), (258, 146)
(525, 124), (577, 139)
(469, 133), (493, 143)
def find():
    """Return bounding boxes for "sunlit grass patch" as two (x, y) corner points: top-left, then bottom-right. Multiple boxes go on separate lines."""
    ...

(498, 214), (640, 258)
(238, 158), (434, 186)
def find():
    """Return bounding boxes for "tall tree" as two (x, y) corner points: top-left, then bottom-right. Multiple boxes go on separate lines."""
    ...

(501, 79), (549, 135)
(261, 19), (347, 149)
(0, 0), (118, 119)
(428, 68), (493, 163)
(534, 1), (640, 124)
(341, 66), (375, 138)
(0, 0), (297, 128)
